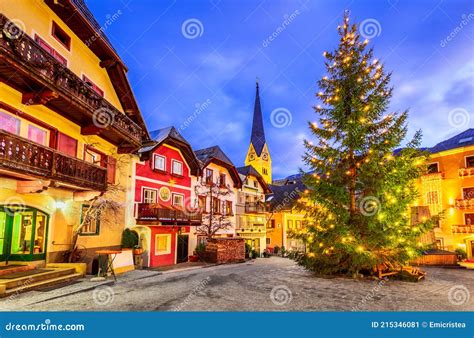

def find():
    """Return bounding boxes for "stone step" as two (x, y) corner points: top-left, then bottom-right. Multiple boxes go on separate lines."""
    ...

(0, 265), (34, 277)
(0, 268), (77, 290)
(2, 273), (83, 298)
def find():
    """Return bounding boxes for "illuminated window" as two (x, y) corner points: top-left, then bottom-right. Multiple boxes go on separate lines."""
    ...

(80, 205), (100, 235)
(466, 156), (474, 168)
(426, 191), (439, 205)
(172, 193), (184, 207)
(143, 189), (157, 204)
(155, 234), (171, 255)
(35, 34), (67, 66)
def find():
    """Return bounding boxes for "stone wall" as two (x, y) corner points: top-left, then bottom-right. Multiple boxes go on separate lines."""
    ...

(204, 238), (245, 264)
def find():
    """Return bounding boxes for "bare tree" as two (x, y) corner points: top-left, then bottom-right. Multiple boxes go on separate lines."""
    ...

(194, 175), (234, 239)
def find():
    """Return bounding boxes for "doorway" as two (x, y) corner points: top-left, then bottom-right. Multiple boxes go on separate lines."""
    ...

(177, 234), (189, 263)
(0, 206), (48, 263)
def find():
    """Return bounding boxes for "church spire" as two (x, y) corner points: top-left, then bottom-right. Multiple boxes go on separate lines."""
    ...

(250, 78), (266, 156)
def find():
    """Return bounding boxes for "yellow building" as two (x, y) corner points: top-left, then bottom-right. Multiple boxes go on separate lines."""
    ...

(245, 81), (272, 184)
(0, 0), (147, 269)
(416, 129), (474, 259)
(236, 165), (271, 254)
(266, 178), (306, 252)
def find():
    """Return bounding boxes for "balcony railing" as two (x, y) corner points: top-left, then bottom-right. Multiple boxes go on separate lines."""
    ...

(459, 167), (474, 178)
(452, 225), (474, 234)
(455, 198), (474, 209)
(0, 130), (107, 191)
(244, 202), (266, 214)
(136, 203), (202, 224)
(236, 224), (266, 233)
(0, 14), (143, 146)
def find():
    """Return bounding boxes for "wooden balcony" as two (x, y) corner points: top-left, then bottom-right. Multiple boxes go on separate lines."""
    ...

(459, 167), (474, 178)
(452, 225), (474, 234)
(455, 198), (474, 209)
(0, 14), (143, 150)
(244, 202), (266, 214)
(0, 130), (107, 191)
(136, 203), (202, 225)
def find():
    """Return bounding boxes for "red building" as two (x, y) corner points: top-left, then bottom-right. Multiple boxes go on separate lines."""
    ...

(133, 127), (201, 267)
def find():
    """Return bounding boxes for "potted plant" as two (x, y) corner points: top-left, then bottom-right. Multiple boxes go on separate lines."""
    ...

(190, 243), (206, 262)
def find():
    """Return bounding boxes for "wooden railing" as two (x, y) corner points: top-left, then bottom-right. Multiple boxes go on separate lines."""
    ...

(0, 130), (107, 191)
(244, 202), (266, 214)
(0, 14), (143, 145)
(452, 225), (474, 234)
(136, 203), (202, 224)
(459, 167), (474, 178)
(455, 198), (474, 209)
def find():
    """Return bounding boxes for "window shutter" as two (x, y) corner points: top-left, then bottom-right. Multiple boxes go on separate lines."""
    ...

(107, 156), (117, 184)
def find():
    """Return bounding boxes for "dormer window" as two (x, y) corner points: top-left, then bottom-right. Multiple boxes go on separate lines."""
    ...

(172, 160), (183, 176)
(205, 168), (213, 185)
(219, 174), (226, 187)
(52, 21), (71, 50)
(153, 154), (166, 171)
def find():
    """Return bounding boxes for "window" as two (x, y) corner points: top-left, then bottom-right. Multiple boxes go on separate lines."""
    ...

(244, 178), (249, 185)
(197, 236), (207, 246)
(266, 238), (271, 245)
(465, 213), (474, 225)
(462, 187), (474, 200)
(0, 111), (20, 134)
(427, 163), (439, 174)
(269, 219), (276, 228)
(51, 21), (71, 50)
(225, 200), (233, 216)
(27, 125), (48, 145)
(212, 198), (220, 214)
(287, 220), (294, 229)
(80, 205), (100, 235)
(172, 193), (184, 207)
(143, 188), (157, 204)
(296, 220), (302, 229)
(426, 191), (439, 205)
(35, 34), (67, 66)
(205, 168), (213, 185)
(435, 238), (444, 250)
(153, 154), (166, 171)
(466, 156), (474, 168)
(198, 196), (207, 212)
(57, 132), (77, 157)
(263, 168), (268, 175)
(84, 146), (103, 166)
(172, 160), (183, 176)
(82, 75), (104, 97)
(253, 180), (258, 188)
(155, 234), (171, 255)
(219, 174), (226, 187)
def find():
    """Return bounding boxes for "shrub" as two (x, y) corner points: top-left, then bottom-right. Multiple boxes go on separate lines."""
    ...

(195, 243), (206, 253)
(455, 248), (467, 260)
(121, 229), (139, 249)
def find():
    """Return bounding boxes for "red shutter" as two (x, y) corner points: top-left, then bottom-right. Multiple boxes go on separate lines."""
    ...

(107, 156), (117, 184)
(57, 132), (77, 157)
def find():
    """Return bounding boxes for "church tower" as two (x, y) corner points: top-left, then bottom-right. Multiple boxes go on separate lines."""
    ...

(245, 80), (272, 184)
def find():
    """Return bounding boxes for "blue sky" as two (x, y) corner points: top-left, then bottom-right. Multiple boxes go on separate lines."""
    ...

(86, 0), (474, 179)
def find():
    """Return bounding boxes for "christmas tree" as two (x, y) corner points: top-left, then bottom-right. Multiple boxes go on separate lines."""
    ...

(299, 12), (435, 276)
